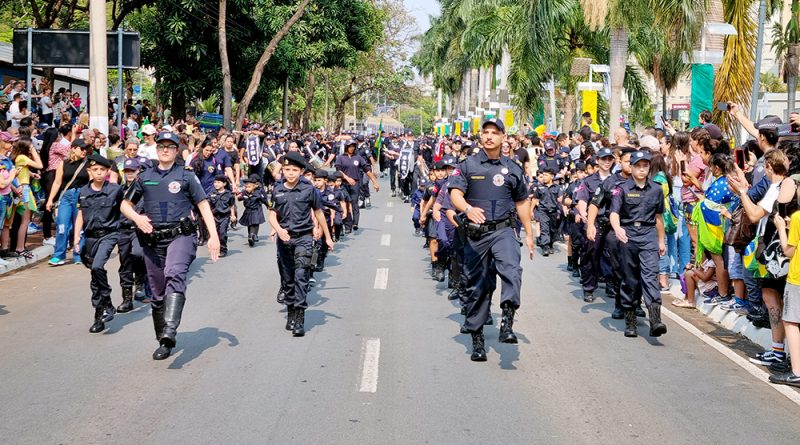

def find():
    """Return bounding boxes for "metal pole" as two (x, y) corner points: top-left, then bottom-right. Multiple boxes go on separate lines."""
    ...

(26, 28), (32, 101)
(89, 0), (109, 137)
(750, 0), (767, 123)
(117, 28), (124, 132)
(549, 76), (557, 131)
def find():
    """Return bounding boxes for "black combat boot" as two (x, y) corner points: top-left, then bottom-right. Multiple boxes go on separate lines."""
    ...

(117, 287), (134, 313)
(611, 306), (624, 320)
(153, 293), (185, 360)
(293, 308), (306, 337)
(583, 291), (595, 303)
(566, 255), (574, 271)
(635, 305), (646, 318)
(151, 302), (171, 360)
(470, 329), (487, 362)
(434, 260), (446, 282)
(277, 288), (287, 304)
(430, 261), (436, 278)
(285, 307), (296, 331)
(89, 306), (105, 333)
(648, 303), (667, 337)
(499, 306), (518, 343)
(101, 298), (116, 323)
(572, 257), (581, 277)
(134, 285), (147, 302)
(624, 309), (638, 338)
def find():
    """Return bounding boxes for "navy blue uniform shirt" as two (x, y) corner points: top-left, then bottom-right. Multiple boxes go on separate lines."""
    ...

(609, 178), (665, 226)
(590, 172), (628, 217)
(534, 183), (561, 212)
(125, 163), (207, 225)
(78, 182), (124, 232)
(335, 154), (370, 181)
(270, 178), (322, 233)
(207, 189), (234, 217)
(574, 172), (610, 206)
(448, 149), (528, 221)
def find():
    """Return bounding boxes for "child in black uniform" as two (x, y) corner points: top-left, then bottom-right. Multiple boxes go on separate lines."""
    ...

(332, 172), (350, 241)
(239, 174), (269, 247)
(207, 174), (236, 257)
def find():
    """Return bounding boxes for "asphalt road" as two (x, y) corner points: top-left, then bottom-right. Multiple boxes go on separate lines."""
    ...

(2, 179), (800, 444)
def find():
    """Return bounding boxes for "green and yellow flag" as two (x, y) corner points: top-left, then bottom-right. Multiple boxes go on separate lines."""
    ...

(374, 119), (383, 159)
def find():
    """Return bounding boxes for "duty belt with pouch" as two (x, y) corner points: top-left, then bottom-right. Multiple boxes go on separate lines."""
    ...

(137, 217), (198, 246)
(463, 217), (515, 239)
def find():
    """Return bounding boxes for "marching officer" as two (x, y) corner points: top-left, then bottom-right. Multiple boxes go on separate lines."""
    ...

(449, 118), (535, 362)
(335, 140), (379, 232)
(117, 157), (149, 312)
(268, 151), (334, 337)
(121, 131), (220, 361)
(574, 147), (614, 302)
(610, 150), (667, 338)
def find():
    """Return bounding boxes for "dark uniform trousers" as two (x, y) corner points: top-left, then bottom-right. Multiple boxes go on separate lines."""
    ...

(344, 183), (360, 229)
(618, 227), (661, 310)
(389, 163), (398, 191)
(576, 220), (612, 293)
(142, 234), (197, 301)
(215, 215), (230, 253)
(360, 170), (371, 199)
(277, 233), (313, 309)
(463, 227), (522, 332)
(451, 225), (466, 289)
(118, 228), (147, 290)
(535, 208), (559, 248)
(82, 233), (119, 308)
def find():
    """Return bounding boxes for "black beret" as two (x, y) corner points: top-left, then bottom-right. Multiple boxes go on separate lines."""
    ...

(87, 154), (112, 168)
(282, 151), (307, 169)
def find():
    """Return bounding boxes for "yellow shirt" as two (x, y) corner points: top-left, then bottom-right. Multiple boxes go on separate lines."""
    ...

(14, 155), (32, 185)
(787, 212), (800, 286)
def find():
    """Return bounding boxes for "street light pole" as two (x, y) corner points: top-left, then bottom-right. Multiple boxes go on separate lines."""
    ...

(750, 0), (767, 123)
(89, 0), (109, 137)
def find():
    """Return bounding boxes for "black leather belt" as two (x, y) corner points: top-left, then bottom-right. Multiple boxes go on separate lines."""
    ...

(465, 217), (514, 235)
(288, 230), (312, 238)
(623, 222), (656, 227)
(85, 228), (114, 238)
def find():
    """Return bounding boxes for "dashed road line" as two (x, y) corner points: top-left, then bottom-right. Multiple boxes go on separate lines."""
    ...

(380, 234), (391, 246)
(373, 268), (389, 290)
(358, 337), (381, 393)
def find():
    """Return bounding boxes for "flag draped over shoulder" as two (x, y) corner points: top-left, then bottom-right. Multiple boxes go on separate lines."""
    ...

(374, 120), (383, 159)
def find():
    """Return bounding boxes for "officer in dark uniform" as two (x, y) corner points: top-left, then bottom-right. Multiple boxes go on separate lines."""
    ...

(574, 147), (615, 302)
(562, 161), (586, 275)
(532, 166), (561, 256)
(269, 151), (334, 337)
(117, 157), (150, 312)
(74, 154), (124, 333)
(609, 150), (667, 338)
(356, 135), (375, 208)
(121, 131), (220, 361)
(537, 140), (562, 175)
(335, 140), (378, 232)
(449, 118), (535, 362)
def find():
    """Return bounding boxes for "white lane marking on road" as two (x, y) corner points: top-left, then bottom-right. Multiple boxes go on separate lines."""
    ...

(380, 234), (391, 246)
(358, 338), (381, 393)
(373, 268), (389, 290)
(663, 307), (800, 407)
(387, 201), (394, 208)
(384, 214), (393, 223)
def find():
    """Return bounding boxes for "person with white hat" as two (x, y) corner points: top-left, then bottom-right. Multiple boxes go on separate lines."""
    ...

(138, 124), (158, 160)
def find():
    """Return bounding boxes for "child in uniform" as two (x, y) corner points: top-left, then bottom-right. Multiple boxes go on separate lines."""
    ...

(207, 174), (235, 257)
(239, 174), (269, 247)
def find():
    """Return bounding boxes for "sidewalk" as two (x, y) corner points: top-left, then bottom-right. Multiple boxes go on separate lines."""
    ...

(0, 232), (53, 276)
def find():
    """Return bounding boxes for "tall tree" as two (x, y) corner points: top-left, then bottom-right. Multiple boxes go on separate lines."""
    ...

(218, 0), (233, 129)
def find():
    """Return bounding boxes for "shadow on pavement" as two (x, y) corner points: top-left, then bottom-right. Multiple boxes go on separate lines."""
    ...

(0, 304), (8, 315)
(168, 327), (239, 369)
(305, 308), (342, 333)
(104, 304), (151, 334)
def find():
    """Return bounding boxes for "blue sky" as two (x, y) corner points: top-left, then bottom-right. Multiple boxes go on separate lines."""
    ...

(403, 0), (439, 36)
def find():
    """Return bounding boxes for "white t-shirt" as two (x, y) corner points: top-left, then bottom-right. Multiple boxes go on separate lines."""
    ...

(40, 96), (53, 115)
(138, 142), (158, 160)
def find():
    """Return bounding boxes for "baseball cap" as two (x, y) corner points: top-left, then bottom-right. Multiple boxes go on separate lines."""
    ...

(141, 124), (157, 136)
(122, 157), (141, 171)
(544, 140), (557, 151)
(156, 131), (180, 146)
(631, 150), (652, 164)
(482, 118), (505, 133)
(0, 131), (18, 142)
(596, 147), (614, 159)
(704, 124), (723, 140)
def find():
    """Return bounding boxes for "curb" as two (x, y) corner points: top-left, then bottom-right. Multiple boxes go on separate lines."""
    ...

(0, 244), (54, 276)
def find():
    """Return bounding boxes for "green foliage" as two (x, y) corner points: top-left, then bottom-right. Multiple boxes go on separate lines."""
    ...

(760, 71), (788, 92)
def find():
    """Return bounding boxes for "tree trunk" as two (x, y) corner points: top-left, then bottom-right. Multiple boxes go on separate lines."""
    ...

(787, 44), (800, 121)
(562, 94), (576, 133)
(334, 100), (346, 133)
(282, 76), (289, 130)
(218, 0), (233, 130)
(662, 85), (668, 123)
(302, 71), (315, 131)
(234, 0), (310, 130)
(172, 90), (186, 121)
(452, 88), (461, 120)
(608, 27), (629, 135)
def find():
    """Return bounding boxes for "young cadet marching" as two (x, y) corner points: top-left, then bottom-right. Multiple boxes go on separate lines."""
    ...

(448, 118), (535, 362)
(531, 166), (561, 256)
(609, 151), (668, 338)
(74, 154), (124, 333)
(116, 157), (150, 313)
(268, 151), (334, 337)
(207, 174), (236, 257)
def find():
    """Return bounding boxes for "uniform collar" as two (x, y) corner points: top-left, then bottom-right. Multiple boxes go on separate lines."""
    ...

(477, 149), (502, 164)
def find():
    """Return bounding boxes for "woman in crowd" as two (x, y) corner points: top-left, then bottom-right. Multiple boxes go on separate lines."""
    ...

(668, 132), (693, 276)
(10, 137), (43, 258)
(650, 153), (674, 290)
(38, 126), (66, 244)
(45, 140), (89, 266)
(39, 87), (54, 126)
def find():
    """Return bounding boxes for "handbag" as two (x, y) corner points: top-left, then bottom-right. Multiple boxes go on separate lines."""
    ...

(724, 206), (757, 254)
(757, 230), (789, 278)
